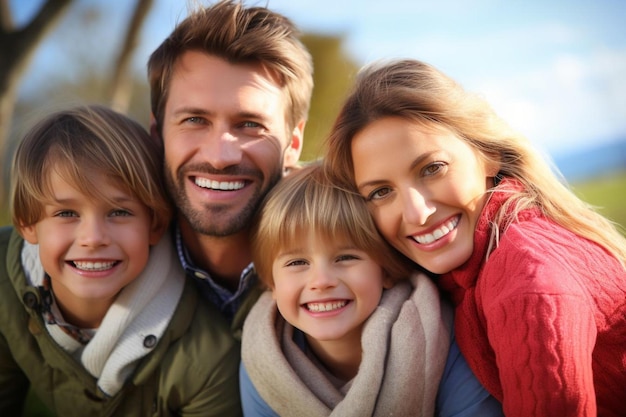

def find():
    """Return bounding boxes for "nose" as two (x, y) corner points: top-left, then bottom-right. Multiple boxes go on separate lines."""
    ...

(202, 129), (243, 170)
(401, 187), (435, 226)
(78, 216), (110, 248)
(308, 264), (338, 291)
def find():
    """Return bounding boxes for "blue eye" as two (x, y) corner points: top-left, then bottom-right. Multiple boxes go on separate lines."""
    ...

(285, 259), (308, 267)
(183, 116), (205, 125)
(55, 210), (77, 218)
(241, 121), (261, 128)
(110, 209), (132, 217)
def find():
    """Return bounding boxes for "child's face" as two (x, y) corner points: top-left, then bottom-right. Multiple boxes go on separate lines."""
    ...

(271, 233), (389, 344)
(20, 170), (162, 323)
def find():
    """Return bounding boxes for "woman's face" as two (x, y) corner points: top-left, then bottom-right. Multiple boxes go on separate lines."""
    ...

(351, 116), (497, 274)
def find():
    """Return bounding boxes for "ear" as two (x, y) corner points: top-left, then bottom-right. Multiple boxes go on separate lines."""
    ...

(382, 273), (395, 290)
(487, 161), (501, 178)
(20, 224), (39, 244)
(483, 152), (501, 177)
(148, 217), (168, 246)
(149, 113), (158, 137)
(283, 120), (305, 169)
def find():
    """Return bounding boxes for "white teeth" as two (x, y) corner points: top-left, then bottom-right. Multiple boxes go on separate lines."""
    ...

(306, 300), (347, 312)
(195, 177), (245, 191)
(73, 261), (116, 271)
(413, 217), (459, 244)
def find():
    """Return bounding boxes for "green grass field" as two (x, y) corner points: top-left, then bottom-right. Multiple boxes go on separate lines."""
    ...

(570, 170), (626, 235)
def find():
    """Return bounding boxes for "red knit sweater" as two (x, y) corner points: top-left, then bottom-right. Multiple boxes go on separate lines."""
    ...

(439, 182), (626, 417)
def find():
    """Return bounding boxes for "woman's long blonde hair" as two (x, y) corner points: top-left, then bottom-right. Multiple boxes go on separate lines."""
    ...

(324, 59), (626, 268)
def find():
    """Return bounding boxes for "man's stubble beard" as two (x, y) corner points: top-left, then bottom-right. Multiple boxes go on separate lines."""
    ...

(164, 162), (282, 237)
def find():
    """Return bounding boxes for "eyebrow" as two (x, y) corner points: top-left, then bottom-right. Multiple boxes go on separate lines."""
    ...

(356, 151), (436, 192)
(48, 194), (136, 205)
(170, 106), (269, 122)
(276, 247), (304, 258)
(170, 107), (212, 118)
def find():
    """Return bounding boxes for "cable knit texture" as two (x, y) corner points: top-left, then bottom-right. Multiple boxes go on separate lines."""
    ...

(242, 272), (452, 417)
(438, 179), (626, 417)
(21, 234), (185, 396)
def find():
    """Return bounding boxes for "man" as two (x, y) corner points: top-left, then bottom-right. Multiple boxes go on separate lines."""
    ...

(147, 0), (314, 336)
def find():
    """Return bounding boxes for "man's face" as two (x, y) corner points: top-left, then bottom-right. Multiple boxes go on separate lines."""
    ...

(160, 51), (302, 237)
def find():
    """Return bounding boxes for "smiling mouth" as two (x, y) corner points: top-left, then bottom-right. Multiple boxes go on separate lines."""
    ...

(194, 177), (245, 191)
(71, 261), (118, 271)
(411, 215), (460, 244)
(305, 300), (349, 312)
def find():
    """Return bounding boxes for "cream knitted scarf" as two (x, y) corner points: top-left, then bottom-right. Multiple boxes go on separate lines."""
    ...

(242, 272), (452, 416)
(21, 234), (185, 397)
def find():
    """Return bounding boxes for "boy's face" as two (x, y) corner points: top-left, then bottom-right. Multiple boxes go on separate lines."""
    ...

(20, 171), (162, 327)
(271, 233), (390, 347)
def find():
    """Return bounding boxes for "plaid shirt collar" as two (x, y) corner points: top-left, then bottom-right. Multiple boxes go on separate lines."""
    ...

(173, 225), (256, 321)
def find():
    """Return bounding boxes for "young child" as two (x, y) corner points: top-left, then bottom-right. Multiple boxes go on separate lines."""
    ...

(239, 162), (503, 416)
(0, 105), (242, 416)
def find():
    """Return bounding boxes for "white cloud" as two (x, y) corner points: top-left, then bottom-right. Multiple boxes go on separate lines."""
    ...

(474, 47), (626, 156)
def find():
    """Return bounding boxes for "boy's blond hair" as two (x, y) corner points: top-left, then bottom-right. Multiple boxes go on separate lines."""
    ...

(251, 162), (413, 289)
(11, 104), (172, 232)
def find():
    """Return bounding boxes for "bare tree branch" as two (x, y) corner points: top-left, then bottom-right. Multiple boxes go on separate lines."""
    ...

(109, 0), (154, 114)
(0, 0), (12, 31)
(0, 0), (74, 208)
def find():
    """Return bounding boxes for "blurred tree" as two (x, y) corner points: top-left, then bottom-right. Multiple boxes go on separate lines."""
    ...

(0, 0), (153, 222)
(108, 0), (153, 114)
(0, 0), (73, 208)
(300, 33), (359, 161)
(0, 5), (359, 225)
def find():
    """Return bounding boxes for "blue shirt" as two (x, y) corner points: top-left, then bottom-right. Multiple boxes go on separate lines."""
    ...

(239, 327), (503, 417)
(174, 226), (258, 322)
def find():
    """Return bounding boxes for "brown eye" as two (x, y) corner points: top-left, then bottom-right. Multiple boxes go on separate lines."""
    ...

(423, 162), (446, 176)
(368, 187), (392, 201)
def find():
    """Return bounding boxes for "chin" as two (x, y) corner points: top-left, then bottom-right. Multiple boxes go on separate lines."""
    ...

(418, 254), (469, 275)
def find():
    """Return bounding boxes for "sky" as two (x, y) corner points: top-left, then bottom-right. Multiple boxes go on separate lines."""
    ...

(11, 0), (626, 159)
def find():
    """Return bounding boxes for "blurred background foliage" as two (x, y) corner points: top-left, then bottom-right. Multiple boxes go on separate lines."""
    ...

(0, 0), (624, 229)
(0, 1), (624, 415)
(0, 0), (361, 227)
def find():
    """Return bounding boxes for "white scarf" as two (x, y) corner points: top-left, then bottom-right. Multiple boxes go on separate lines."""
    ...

(21, 234), (185, 396)
(242, 272), (452, 416)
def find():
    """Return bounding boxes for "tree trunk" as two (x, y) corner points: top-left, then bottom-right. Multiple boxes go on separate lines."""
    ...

(0, 0), (73, 208)
(109, 0), (154, 114)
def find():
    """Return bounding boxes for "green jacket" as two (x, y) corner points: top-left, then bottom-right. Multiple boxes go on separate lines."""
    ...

(0, 226), (242, 417)
(231, 281), (264, 342)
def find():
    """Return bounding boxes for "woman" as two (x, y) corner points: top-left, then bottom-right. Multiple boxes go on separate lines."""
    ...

(323, 58), (626, 417)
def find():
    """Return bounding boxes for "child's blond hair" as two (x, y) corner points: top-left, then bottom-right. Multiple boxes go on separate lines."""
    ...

(251, 162), (414, 289)
(11, 104), (172, 232)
